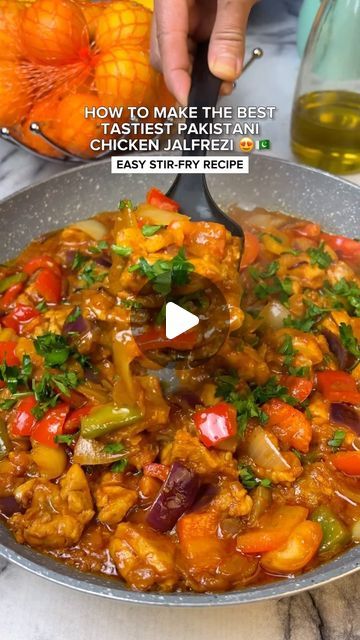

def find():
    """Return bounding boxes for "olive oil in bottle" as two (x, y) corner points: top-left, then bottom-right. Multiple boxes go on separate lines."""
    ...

(291, 90), (360, 174)
(291, 0), (360, 175)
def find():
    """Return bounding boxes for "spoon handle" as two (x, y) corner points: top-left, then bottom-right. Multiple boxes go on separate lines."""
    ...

(184, 42), (221, 157)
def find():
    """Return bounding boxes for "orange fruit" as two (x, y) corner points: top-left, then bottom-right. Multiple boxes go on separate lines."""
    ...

(20, 95), (63, 158)
(21, 0), (90, 65)
(95, 1), (151, 51)
(76, 0), (110, 41)
(95, 46), (154, 109)
(51, 91), (105, 159)
(0, 1), (24, 60)
(0, 61), (32, 127)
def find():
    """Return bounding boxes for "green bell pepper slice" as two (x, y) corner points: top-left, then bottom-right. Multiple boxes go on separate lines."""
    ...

(311, 505), (351, 556)
(0, 272), (27, 294)
(81, 403), (143, 439)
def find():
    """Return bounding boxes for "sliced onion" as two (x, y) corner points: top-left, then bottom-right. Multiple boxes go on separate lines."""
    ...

(190, 483), (218, 512)
(73, 436), (126, 466)
(71, 219), (107, 241)
(330, 403), (360, 432)
(322, 329), (355, 370)
(147, 461), (200, 532)
(352, 520), (360, 541)
(135, 203), (186, 226)
(95, 255), (112, 268)
(260, 301), (290, 329)
(246, 426), (290, 471)
(63, 312), (90, 336)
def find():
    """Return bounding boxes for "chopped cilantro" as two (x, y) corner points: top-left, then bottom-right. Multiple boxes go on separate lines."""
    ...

(111, 458), (128, 472)
(328, 429), (346, 450)
(0, 356), (33, 395)
(155, 303), (166, 325)
(339, 323), (360, 359)
(103, 442), (124, 454)
(79, 262), (107, 287)
(129, 248), (194, 296)
(249, 261), (279, 281)
(89, 241), (109, 254)
(254, 276), (293, 303)
(71, 252), (87, 271)
(0, 398), (17, 410)
(307, 242), (333, 269)
(284, 299), (330, 332)
(324, 278), (360, 317)
(119, 298), (143, 310)
(238, 464), (271, 490)
(54, 432), (79, 445)
(112, 245), (133, 257)
(36, 300), (48, 313)
(141, 224), (166, 237)
(34, 333), (71, 367)
(32, 370), (79, 419)
(67, 306), (81, 324)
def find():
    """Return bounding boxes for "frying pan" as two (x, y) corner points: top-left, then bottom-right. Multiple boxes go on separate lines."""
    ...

(0, 155), (359, 606)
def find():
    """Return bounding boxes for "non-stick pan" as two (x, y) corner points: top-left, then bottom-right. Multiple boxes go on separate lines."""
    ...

(0, 155), (359, 605)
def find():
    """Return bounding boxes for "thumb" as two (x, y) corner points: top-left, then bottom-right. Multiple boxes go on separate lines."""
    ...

(208, 0), (255, 81)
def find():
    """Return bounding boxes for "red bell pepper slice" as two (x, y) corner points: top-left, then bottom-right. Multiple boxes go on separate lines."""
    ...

(280, 375), (313, 403)
(143, 463), (170, 482)
(317, 370), (360, 405)
(321, 233), (360, 262)
(146, 188), (178, 212)
(194, 402), (237, 447)
(33, 268), (62, 304)
(31, 403), (70, 448)
(24, 255), (61, 277)
(0, 341), (20, 367)
(137, 326), (197, 352)
(10, 395), (38, 437)
(1, 283), (24, 309)
(2, 304), (40, 334)
(63, 403), (92, 434)
(240, 231), (260, 269)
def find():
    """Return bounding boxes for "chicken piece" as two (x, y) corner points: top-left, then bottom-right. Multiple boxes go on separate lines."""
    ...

(0, 451), (33, 497)
(218, 343), (270, 385)
(109, 522), (178, 591)
(94, 473), (137, 525)
(270, 328), (324, 367)
(278, 253), (325, 289)
(10, 464), (94, 549)
(251, 451), (303, 485)
(161, 430), (238, 478)
(327, 260), (358, 286)
(212, 479), (253, 517)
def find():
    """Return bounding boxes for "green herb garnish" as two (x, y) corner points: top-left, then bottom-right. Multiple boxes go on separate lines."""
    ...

(129, 248), (194, 296)
(89, 241), (109, 254)
(142, 224), (166, 237)
(307, 242), (333, 269)
(118, 199), (133, 211)
(238, 465), (271, 490)
(71, 252), (87, 271)
(34, 333), (71, 367)
(67, 306), (82, 324)
(112, 245), (133, 257)
(79, 262), (107, 287)
(111, 458), (128, 472)
(328, 429), (346, 450)
(103, 442), (124, 454)
(54, 432), (79, 445)
(339, 323), (360, 359)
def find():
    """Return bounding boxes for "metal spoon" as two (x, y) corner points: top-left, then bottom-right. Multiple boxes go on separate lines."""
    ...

(166, 42), (245, 243)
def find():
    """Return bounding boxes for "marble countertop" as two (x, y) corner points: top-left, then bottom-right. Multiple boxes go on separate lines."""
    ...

(0, 2), (359, 639)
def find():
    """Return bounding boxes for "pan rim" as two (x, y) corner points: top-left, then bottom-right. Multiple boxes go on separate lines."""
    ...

(0, 154), (359, 605)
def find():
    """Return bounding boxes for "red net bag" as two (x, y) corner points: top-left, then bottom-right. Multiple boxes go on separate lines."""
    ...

(0, 0), (175, 161)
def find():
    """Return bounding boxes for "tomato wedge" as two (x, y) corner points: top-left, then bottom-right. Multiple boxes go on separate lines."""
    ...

(147, 188), (178, 212)
(31, 403), (70, 448)
(236, 506), (308, 554)
(331, 451), (360, 476)
(321, 232), (360, 262)
(262, 398), (312, 453)
(260, 521), (322, 574)
(240, 231), (260, 269)
(317, 370), (360, 405)
(280, 375), (313, 403)
(33, 268), (62, 304)
(10, 395), (38, 437)
(193, 402), (237, 448)
(2, 304), (40, 334)
(0, 341), (20, 367)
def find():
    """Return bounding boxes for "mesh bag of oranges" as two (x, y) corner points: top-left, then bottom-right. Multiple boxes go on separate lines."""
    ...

(0, 0), (174, 160)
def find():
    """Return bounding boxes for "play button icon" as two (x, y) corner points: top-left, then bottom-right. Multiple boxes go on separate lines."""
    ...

(165, 302), (199, 340)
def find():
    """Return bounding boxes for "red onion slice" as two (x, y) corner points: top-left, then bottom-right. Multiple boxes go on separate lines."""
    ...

(147, 461), (200, 532)
(330, 403), (360, 432)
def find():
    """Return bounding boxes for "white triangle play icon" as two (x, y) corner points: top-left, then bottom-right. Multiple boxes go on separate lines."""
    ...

(165, 302), (199, 340)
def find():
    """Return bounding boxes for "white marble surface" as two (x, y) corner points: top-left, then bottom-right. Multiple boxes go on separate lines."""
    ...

(0, 2), (359, 639)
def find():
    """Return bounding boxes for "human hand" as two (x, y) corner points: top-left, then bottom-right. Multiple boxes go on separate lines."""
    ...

(151, 0), (257, 105)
